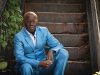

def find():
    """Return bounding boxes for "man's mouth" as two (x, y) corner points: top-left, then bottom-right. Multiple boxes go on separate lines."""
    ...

(29, 26), (36, 30)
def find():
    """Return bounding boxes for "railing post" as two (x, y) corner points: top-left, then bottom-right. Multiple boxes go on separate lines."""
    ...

(86, 0), (100, 73)
(0, 0), (7, 17)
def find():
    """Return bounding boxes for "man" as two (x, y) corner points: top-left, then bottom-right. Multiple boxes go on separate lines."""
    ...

(14, 12), (69, 75)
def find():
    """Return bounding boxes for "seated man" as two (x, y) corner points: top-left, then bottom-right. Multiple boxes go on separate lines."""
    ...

(14, 12), (69, 75)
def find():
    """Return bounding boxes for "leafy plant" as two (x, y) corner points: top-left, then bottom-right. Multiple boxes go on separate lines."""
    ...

(0, 0), (23, 50)
(0, 62), (7, 70)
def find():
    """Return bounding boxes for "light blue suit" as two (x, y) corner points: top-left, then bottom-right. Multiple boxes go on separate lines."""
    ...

(14, 26), (69, 75)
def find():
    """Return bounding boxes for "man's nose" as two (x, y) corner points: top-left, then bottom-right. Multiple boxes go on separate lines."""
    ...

(30, 21), (36, 25)
(30, 21), (34, 25)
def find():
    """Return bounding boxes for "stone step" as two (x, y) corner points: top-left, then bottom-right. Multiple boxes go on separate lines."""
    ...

(10, 60), (91, 75)
(65, 61), (91, 75)
(25, 3), (86, 13)
(27, 0), (86, 4)
(52, 34), (89, 47)
(34, 12), (87, 23)
(45, 46), (90, 60)
(38, 22), (88, 34)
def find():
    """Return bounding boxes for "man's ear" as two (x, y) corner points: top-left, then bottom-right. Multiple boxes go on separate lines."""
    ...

(36, 19), (38, 25)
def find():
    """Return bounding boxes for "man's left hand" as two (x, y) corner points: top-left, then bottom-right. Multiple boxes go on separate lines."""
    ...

(47, 51), (55, 62)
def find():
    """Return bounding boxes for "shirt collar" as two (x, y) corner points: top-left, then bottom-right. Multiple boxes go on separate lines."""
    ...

(25, 28), (36, 37)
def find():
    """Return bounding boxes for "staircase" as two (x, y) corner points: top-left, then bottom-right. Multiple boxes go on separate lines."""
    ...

(23, 0), (91, 75)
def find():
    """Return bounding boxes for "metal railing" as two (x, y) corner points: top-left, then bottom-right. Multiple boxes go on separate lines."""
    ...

(0, 0), (9, 61)
(86, 0), (100, 73)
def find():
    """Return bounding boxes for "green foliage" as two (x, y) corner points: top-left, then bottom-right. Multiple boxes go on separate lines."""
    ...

(0, 62), (7, 69)
(0, 0), (23, 49)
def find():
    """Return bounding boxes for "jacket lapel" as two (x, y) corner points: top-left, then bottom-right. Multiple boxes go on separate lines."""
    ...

(36, 26), (41, 48)
(22, 27), (35, 50)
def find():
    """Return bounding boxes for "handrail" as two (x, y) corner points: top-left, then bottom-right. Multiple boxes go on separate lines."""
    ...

(20, 0), (26, 15)
(86, 0), (100, 73)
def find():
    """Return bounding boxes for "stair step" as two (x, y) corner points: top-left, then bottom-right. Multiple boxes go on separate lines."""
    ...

(34, 12), (87, 23)
(25, 3), (86, 13)
(65, 61), (91, 75)
(10, 60), (91, 75)
(27, 0), (86, 4)
(52, 34), (89, 47)
(45, 46), (90, 60)
(38, 22), (88, 34)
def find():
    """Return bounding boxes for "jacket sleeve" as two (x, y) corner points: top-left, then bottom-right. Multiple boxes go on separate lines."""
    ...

(46, 28), (64, 53)
(14, 35), (40, 69)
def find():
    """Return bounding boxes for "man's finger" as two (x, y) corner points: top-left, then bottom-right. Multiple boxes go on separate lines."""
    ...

(50, 60), (53, 64)
(50, 62), (52, 64)
(46, 64), (49, 67)
(46, 62), (49, 65)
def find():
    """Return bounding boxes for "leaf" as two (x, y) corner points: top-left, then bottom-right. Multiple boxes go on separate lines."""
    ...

(0, 62), (7, 69)
(9, 0), (15, 5)
(20, 25), (22, 29)
(8, 22), (15, 26)
(7, 29), (12, 35)
(16, 16), (23, 24)
(8, 29), (11, 32)
(3, 22), (7, 27)
(0, 35), (3, 39)
(15, 7), (21, 13)
(1, 30), (5, 34)
(0, 22), (3, 26)
(1, 41), (7, 48)
(10, 16), (16, 22)
(3, 11), (9, 19)
(0, 39), (3, 43)
(8, 9), (14, 13)
(6, 11), (9, 18)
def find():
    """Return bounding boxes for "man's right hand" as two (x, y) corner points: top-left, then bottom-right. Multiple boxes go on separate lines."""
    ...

(38, 60), (53, 69)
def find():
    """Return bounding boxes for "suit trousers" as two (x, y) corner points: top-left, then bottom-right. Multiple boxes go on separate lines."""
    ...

(19, 49), (69, 75)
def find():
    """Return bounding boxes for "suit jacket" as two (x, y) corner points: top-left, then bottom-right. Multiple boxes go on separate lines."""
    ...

(14, 26), (63, 73)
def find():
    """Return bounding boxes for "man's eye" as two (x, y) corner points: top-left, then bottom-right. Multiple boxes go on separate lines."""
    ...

(27, 20), (37, 23)
(27, 21), (30, 23)
(32, 21), (35, 22)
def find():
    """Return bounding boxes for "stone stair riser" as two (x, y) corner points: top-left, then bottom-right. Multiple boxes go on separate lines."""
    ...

(35, 12), (87, 23)
(38, 23), (88, 34)
(27, 0), (86, 4)
(53, 34), (89, 47)
(25, 3), (86, 13)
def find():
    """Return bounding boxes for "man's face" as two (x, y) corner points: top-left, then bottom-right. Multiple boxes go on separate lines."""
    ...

(24, 13), (38, 33)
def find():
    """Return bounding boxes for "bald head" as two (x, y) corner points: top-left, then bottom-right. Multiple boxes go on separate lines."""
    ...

(23, 12), (38, 33)
(24, 12), (37, 20)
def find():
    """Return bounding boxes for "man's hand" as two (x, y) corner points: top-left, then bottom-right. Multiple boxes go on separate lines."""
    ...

(47, 51), (55, 62)
(38, 60), (52, 69)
